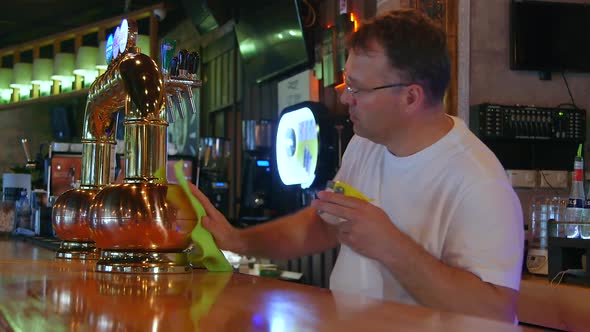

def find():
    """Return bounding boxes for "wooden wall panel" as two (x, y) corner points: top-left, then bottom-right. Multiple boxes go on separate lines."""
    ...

(409, 0), (458, 116)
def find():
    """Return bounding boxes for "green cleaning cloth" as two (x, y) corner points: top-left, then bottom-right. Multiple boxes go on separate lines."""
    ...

(173, 160), (233, 272)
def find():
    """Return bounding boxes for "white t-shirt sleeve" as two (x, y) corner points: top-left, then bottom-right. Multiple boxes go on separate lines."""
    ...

(442, 180), (524, 291)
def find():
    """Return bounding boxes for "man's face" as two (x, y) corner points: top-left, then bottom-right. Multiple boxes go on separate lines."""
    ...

(339, 42), (410, 144)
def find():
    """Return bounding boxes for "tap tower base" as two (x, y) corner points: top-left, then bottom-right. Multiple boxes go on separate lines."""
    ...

(55, 241), (99, 260)
(96, 250), (192, 274)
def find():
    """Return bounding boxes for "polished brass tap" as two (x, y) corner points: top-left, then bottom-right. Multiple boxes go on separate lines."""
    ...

(53, 19), (202, 271)
(53, 45), (165, 259)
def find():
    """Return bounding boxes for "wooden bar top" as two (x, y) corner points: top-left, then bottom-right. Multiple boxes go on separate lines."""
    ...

(518, 273), (590, 331)
(0, 239), (527, 331)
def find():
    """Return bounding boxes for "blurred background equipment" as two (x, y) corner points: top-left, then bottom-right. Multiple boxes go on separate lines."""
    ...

(2, 173), (31, 202)
(198, 137), (231, 217)
(238, 120), (274, 227)
(234, 0), (312, 84)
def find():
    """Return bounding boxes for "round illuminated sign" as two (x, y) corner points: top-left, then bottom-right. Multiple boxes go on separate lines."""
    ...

(275, 106), (319, 189)
(105, 34), (114, 64)
(119, 19), (129, 54)
(113, 26), (121, 59)
(103, 19), (137, 63)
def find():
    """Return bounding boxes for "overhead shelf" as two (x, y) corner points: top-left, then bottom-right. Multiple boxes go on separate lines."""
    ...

(0, 89), (88, 112)
(0, 3), (163, 112)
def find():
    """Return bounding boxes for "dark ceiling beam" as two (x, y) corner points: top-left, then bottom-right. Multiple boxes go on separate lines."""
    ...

(0, 0), (173, 47)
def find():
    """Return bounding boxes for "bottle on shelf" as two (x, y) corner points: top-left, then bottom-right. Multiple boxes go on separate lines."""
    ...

(14, 190), (33, 236)
(566, 144), (585, 238)
(582, 145), (590, 239)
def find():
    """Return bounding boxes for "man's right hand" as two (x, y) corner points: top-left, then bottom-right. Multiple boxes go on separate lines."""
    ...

(186, 182), (244, 253)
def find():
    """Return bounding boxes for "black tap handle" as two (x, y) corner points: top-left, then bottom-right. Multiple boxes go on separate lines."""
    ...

(178, 49), (189, 70)
(170, 56), (179, 77)
(188, 51), (200, 75)
(186, 53), (195, 74)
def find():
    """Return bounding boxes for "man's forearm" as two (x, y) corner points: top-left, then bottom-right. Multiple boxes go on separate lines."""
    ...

(237, 207), (338, 260)
(380, 231), (517, 322)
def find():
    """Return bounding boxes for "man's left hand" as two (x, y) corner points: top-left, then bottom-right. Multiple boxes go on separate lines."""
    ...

(311, 190), (400, 262)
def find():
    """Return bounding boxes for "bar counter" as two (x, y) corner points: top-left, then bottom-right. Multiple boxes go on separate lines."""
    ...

(519, 273), (590, 331)
(0, 239), (528, 331)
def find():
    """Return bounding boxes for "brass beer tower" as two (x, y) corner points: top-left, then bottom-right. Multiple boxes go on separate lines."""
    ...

(52, 19), (202, 273)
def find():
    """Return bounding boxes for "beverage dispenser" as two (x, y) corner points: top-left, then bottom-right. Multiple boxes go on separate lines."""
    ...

(52, 18), (202, 273)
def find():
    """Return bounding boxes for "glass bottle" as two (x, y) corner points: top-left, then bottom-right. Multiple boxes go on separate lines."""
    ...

(14, 190), (32, 234)
(583, 155), (590, 239)
(566, 144), (584, 238)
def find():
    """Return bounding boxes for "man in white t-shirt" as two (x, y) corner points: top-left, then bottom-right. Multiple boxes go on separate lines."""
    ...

(190, 9), (523, 323)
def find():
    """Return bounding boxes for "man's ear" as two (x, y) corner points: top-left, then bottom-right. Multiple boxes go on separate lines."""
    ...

(403, 84), (425, 113)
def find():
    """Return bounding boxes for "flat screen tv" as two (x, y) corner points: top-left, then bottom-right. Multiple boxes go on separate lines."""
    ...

(235, 0), (311, 83)
(510, 0), (590, 73)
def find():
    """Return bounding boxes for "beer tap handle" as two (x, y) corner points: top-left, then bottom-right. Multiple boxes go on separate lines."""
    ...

(164, 49), (201, 117)
(174, 91), (186, 119)
(181, 51), (200, 114)
(187, 51), (200, 79)
(21, 138), (38, 170)
(170, 56), (179, 77)
(166, 94), (176, 123)
(178, 49), (189, 78)
(186, 54), (194, 79)
(185, 86), (197, 114)
(21, 138), (32, 162)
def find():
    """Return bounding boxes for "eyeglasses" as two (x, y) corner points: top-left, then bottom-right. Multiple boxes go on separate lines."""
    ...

(344, 81), (415, 96)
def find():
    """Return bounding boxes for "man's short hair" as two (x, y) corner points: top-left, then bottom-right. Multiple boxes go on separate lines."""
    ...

(346, 9), (451, 104)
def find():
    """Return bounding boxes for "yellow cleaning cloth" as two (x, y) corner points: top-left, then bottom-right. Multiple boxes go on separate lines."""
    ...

(173, 160), (233, 272)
